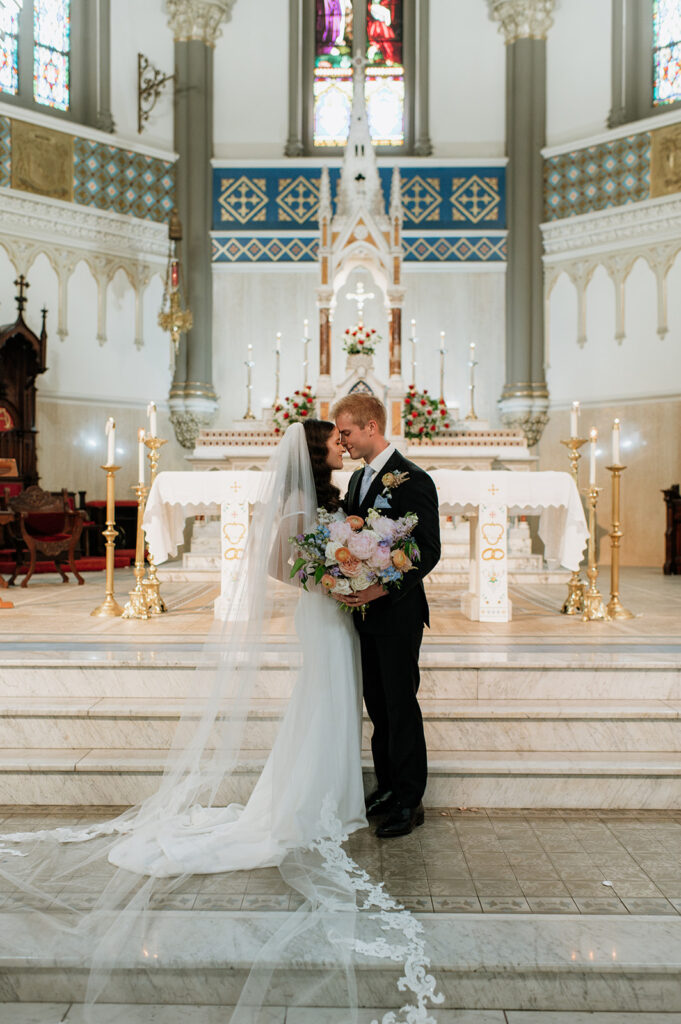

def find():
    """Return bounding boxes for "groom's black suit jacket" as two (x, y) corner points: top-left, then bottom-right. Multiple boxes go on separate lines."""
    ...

(344, 448), (441, 635)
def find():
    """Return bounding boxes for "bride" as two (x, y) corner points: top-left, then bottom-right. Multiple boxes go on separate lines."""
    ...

(108, 418), (368, 876)
(0, 419), (440, 1022)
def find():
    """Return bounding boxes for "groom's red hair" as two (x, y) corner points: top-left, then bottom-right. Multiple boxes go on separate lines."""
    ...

(332, 394), (386, 434)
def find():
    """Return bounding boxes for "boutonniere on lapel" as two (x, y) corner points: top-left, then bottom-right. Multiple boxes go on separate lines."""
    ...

(380, 470), (410, 498)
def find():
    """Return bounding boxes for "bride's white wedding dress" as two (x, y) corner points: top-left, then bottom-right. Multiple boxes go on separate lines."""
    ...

(109, 590), (367, 876)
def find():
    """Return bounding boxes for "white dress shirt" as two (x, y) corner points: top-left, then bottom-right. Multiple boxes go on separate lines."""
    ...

(359, 443), (396, 502)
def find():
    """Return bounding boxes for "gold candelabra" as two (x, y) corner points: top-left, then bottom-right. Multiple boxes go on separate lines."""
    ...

(582, 485), (610, 621)
(606, 463), (634, 620)
(122, 483), (150, 620)
(91, 465), (124, 617)
(142, 435), (168, 615)
(560, 437), (587, 615)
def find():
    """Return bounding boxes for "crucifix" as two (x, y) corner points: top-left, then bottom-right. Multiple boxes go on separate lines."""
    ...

(346, 280), (374, 326)
(14, 275), (29, 314)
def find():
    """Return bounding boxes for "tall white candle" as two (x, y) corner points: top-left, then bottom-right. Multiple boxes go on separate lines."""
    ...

(138, 428), (146, 485)
(303, 318), (309, 339)
(570, 401), (580, 439)
(612, 418), (621, 465)
(469, 342), (476, 387)
(589, 428), (598, 485)
(147, 401), (157, 438)
(410, 319), (416, 339)
(105, 417), (115, 466)
(276, 332), (281, 353)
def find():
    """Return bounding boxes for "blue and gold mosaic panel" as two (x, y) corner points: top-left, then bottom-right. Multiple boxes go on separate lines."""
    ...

(544, 133), (650, 221)
(0, 116), (10, 189)
(212, 234), (506, 264)
(213, 165), (506, 232)
(73, 139), (175, 223)
(402, 236), (506, 262)
(212, 236), (319, 263)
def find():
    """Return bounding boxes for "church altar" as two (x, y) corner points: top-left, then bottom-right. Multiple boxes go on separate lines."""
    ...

(145, 469), (587, 622)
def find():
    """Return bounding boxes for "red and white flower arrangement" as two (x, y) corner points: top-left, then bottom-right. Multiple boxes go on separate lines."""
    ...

(402, 385), (452, 440)
(342, 324), (381, 355)
(273, 385), (316, 434)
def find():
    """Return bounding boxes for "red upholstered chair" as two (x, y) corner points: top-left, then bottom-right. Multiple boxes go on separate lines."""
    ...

(7, 485), (86, 586)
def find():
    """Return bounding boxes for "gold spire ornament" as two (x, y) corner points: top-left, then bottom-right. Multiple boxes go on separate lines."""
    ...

(158, 208), (193, 372)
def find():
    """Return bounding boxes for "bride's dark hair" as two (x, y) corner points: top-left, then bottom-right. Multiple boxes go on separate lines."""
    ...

(303, 418), (341, 512)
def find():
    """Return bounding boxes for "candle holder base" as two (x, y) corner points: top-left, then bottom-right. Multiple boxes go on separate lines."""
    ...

(91, 595), (124, 618)
(582, 588), (610, 621)
(561, 573), (585, 615)
(606, 594), (634, 620)
(143, 571), (167, 615)
(122, 586), (150, 620)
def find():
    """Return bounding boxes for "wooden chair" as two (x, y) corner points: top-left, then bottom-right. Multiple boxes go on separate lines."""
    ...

(7, 485), (86, 586)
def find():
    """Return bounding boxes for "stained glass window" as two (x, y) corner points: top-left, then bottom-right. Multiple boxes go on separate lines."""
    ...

(0, 6), (19, 96)
(314, 0), (354, 146)
(365, 0), (404, 146)
(33, 0), (70, 111)
(653, 0), (681, 105)
(313, 0), (405, 148)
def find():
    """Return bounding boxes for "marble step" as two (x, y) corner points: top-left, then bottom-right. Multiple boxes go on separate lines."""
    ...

(2, 912), (681, 1012)
(3, 698), (681, 754)
(3, 1011), (680, 1024)
(2, 656), (680, 701)
(4, 747), (681, 806)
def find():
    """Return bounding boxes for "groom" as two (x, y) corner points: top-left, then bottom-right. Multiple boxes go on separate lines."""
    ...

(332, 394), (441, 838)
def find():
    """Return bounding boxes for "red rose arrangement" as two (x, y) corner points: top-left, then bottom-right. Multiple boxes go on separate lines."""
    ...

(273, 385), (316, 434)
(402, 385), (453, 440)
(342, 324), (381, 355)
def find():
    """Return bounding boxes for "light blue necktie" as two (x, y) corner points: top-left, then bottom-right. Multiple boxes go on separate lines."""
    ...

(359, 464), (374, 504)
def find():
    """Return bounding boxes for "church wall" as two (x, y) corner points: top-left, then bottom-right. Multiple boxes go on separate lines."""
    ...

(211, 266), (506, 432)
(546, 0), (612, 146)
(540, 253), (681, 568)
(109, 0), (175, 150)
(0, 246), (185, 503)
(429, 0), (505, 157)
(213, 1), (288, 157)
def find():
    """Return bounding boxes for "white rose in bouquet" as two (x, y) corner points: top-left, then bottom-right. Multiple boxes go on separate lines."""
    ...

(347, 530), (379, 560)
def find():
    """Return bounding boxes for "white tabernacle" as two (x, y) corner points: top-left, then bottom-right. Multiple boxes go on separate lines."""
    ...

(144, 470), (588, 621)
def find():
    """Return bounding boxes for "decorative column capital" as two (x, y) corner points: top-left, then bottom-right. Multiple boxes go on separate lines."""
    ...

(166, 0), (237, 46)
(488, 0), (555, 44)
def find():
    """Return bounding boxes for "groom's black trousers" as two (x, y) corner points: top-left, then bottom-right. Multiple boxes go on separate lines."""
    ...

(360, 627), (427, 809)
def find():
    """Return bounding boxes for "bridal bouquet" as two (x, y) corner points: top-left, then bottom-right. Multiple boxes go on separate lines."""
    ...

(290, 508), (419, 614)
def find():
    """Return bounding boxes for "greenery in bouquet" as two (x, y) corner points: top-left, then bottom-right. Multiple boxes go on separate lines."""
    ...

(402, 385), (452, 439)
(289, 508), (420, 615)
(273, 385), (316, 434)
(342, 324), (381, 355)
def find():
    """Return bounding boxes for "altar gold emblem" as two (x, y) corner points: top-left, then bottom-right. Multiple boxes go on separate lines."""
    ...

(651, 124), (681, 198)
(481, 522), (504, 546)
(223, 521), (246, 547)
(11, 119), (74, 202)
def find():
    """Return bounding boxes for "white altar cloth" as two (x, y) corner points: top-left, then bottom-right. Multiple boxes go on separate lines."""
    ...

(144, 469), (588, 621)
(431, 470), (588, 572)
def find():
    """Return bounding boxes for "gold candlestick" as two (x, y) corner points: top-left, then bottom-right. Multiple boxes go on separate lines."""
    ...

(606, 463), (634, 620)
(91, 465), (124, 617)
(559, 437), (587, 615)
(581, 485), (610, 622)
(143, 435), (168, 615)
(122, 483), (150, 619)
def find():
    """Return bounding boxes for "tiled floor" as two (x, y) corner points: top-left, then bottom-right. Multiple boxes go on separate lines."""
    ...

(3, 806), (681, 916)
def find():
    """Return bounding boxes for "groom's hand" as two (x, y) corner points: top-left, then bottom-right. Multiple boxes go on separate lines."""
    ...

(349, 583), (387, 604)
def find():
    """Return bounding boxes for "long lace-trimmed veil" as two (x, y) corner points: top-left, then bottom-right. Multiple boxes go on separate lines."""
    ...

(0, 422), (441, 1023)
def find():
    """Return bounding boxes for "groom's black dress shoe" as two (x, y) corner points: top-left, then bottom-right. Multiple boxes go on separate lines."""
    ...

(375, 801), (425, 839)
(365, 788), (396, 817)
